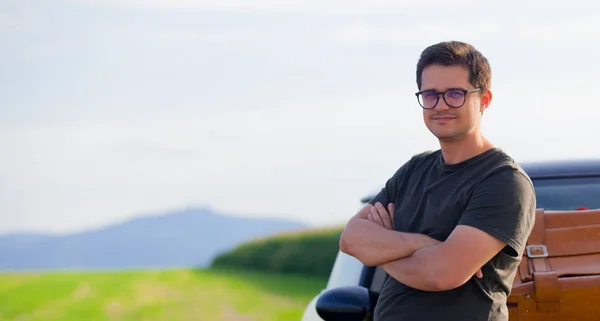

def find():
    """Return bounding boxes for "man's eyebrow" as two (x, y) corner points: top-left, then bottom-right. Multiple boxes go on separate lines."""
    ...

(420, 87), (468, 92)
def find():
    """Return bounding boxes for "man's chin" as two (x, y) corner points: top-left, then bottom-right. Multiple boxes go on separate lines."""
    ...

(432, 131), (462, 142)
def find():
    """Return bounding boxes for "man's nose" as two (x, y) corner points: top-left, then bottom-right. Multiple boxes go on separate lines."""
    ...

(435, 96), (451, 111)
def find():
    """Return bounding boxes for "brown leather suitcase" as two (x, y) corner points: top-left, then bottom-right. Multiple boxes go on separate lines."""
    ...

(508, 208), (600, 321)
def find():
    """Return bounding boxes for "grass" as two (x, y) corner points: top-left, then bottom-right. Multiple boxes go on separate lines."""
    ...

(0, 268), (327, 321)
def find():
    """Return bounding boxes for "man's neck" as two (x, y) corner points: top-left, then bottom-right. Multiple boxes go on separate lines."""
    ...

(439, 133), (494, 165)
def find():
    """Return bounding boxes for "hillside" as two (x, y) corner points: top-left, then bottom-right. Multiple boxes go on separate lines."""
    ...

(0, 208), (307, 271)
(0, 268), (326, 321)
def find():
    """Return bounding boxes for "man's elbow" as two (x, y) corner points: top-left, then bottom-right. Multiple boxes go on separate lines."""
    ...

(339, 236), (350, 254)
(338, 226), (354, 255)
(338, 219), (358, 254)
(431, 272), (470, 291)
(411, 260), (468, 291)
(338, 229), (376, 265)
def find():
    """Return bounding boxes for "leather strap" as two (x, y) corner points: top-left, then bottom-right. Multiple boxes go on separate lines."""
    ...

(534, 271), (561, 312)
(528, 209), (549, 273)
(526, 209), (561, 312)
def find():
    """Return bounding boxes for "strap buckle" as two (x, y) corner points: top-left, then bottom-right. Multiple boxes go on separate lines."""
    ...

(526, 245), (548, 258)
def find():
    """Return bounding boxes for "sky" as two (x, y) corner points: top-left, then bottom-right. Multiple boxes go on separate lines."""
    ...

(1, 0), (599, 234)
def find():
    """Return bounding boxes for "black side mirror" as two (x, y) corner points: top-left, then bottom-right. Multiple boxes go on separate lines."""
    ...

(315, 285), (373, 321)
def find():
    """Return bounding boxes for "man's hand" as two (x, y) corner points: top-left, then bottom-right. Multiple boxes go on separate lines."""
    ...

(475, 269), (483, 278)
(367, 202), (395, 229)
(365, 202), (441, 249)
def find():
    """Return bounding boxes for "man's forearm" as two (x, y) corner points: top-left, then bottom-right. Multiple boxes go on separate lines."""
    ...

(339, 217), (440, 266)
(381, 243), (475, 292)
(380, 245), (445, 291)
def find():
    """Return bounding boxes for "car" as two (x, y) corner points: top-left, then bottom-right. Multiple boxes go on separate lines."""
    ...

(300, 158), (600, 321)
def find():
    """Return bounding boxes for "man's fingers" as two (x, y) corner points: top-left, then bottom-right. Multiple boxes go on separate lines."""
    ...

(476, 269), (483, 278)
(388, 203), (395, 228)
(369, 207), (384, 226)
(367, 213), (377, 223)
(374, 202), (393, 229)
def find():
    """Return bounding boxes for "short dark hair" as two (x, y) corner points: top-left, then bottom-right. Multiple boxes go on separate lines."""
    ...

(416, 41), (491, 92)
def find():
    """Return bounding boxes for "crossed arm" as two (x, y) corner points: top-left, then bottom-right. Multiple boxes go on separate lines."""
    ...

(339, 202), (505, 291)
(338, 202), (442, 266)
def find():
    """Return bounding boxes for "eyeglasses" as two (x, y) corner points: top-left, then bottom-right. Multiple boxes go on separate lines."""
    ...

(415, 88), (481, 109)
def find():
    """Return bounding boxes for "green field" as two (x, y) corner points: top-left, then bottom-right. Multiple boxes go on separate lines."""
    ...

(0, 268), (327, 321)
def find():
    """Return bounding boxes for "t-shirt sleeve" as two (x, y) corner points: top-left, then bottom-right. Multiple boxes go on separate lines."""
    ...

(457, 167), (537, 257)
(368, 160), (412, 207)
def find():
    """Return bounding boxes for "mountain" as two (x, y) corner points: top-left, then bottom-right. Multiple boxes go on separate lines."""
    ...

(0, 208), (308, 271)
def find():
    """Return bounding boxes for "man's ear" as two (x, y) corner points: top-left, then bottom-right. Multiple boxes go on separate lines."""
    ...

(479, 89), (492, 113)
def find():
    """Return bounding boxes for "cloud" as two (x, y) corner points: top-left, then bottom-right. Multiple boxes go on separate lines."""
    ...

(63, 0), (599, 16)
(0, 12), (13, 29)
(326, 21), (503, 47)
(326, 13), (600, 47)
(517, 16), (600, 41)
(65, 0), (495, 13)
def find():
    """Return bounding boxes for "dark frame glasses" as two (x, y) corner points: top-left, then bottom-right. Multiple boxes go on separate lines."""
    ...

(415, 88), (481, 109)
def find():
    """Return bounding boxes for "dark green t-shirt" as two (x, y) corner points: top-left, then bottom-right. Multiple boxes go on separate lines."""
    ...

(369, 148), (536, 321)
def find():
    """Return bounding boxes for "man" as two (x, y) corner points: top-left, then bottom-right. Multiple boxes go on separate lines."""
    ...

(338, 41), (536, 321)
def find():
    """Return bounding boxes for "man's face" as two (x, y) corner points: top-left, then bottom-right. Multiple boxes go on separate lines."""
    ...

(419, 64), (490, 142)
